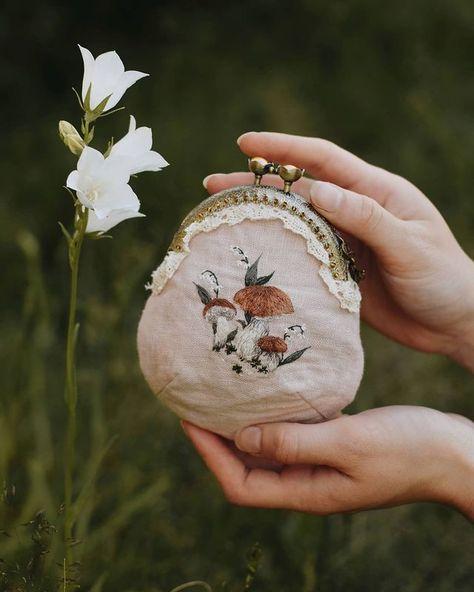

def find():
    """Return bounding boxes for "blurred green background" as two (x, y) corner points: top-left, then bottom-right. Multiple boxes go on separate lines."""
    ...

(1, 0), (473, 590)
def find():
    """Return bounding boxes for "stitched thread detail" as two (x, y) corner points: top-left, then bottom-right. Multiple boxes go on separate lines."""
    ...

(147, 200), (361, 313)
(193, 249), (311, 376)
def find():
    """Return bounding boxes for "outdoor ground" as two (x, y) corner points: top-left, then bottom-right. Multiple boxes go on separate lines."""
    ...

(1, 1), (473, 590)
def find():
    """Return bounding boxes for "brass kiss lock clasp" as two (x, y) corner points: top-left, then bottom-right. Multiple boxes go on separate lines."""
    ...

(248, 157), (304, 193)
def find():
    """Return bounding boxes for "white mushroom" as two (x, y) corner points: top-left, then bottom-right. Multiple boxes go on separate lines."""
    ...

(257, 336), (288, 372)
(203, 298), (238, 350)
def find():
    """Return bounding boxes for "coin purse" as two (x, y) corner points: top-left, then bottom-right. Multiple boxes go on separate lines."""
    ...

(138, 158), (365, 438)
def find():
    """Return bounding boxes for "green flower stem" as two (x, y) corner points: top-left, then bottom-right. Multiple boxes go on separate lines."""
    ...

(63, 205), (88, 587)
(82, 113), (96, 145)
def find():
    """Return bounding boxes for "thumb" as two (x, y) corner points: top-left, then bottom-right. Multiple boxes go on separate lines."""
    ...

(235, 421), (345, 466)
(309, 181), (404, 258)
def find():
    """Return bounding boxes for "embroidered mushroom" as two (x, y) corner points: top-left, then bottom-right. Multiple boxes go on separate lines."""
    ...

(202, 298), (238, 350)
(233, 285), (294, 361)
(257, 335), (287, 371)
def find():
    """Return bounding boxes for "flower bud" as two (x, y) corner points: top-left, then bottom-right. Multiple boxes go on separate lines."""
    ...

(58, 120), (85, 155)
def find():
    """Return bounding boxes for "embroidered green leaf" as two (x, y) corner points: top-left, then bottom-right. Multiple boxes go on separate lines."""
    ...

(245, 255), (261, 286)
(226, 328), (238, 343)
(244, 311), (253, 324)
(279, 346), (311, 366)
(225, 343), (237, 355)
(256, 271), (275, 285)
(194, 282), (211, 304)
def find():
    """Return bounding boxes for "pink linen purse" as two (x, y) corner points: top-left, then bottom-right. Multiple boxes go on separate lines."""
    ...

(137, 158), (364, 438)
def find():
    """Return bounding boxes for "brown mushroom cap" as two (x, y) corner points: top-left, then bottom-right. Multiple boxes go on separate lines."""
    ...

(257, 336), (288, 353)
(202, 298), (236, 317)
(234, 285), (294, 317)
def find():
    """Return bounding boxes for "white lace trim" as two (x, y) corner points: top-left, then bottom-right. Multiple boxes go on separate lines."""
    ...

(147, 203), (361, 313)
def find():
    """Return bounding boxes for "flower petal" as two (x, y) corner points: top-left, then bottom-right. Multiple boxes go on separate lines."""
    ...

(105, 70), (148, 110)
(112, 126), (153, 157)
(88, 50), (125, 110)
(75, 189), (96, 210)
(86, 208), (145, 234)
(77, 146), (105, 175)
(66, 170), (80, 190)
(128, 115), (137, 132)
(98, 154), (131, 186)
(129, 150), (169, 174)
(78, 45), (95, 101)
(92, 183), (140, 218)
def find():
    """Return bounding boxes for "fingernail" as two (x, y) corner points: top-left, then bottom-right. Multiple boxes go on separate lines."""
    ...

(202, 174), (214, 189)
(180, 420), (189, 435)
(236, 426), (262, 454)
(310, 181), (343, 212)
(236, 131), (257, 146)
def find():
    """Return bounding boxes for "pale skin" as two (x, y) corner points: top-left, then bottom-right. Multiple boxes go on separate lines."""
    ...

(182, 131), (474, 520)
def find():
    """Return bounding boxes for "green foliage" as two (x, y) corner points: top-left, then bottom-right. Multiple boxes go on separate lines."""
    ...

(0, 1), (473, 590)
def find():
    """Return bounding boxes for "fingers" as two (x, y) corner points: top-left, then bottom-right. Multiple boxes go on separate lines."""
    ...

(445, 413), (474, 428)
(203, 169), (406, 263)
(309, 181), (406, 261)
(181, 421), (293, 508)
(237, 131), (400, 200)
(203, 171), (314, 197)
(182, 421), (352, 513)
(181, 421), (248, 489)
(234, 420), (350, 467)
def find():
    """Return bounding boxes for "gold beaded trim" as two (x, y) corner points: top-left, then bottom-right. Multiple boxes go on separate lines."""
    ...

(168, 185), (362, 283)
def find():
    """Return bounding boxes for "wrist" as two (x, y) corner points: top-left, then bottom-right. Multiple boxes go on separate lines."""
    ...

(447, 318), (474, 373)
(444, 258), (474, 372)
(437, 417), (474, 520)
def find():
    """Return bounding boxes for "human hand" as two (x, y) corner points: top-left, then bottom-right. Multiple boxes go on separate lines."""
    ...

(203, 132), (474, 371)
(182, 406), (474, 520)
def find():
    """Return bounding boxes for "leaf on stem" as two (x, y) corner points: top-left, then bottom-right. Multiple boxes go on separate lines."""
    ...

(72, 87), (84, 110)
(87, 232), (113, 240)
(63, 186), (78, 204)
(98, 106), (126, 119)
(58, 222), (73, 244)
(103, 138), (115, 158)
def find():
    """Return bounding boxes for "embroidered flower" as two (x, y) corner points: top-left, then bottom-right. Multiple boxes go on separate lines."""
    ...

(200, 270), (220, 297)
(231, 246), (249, 268)
(284, 324), (306, 341)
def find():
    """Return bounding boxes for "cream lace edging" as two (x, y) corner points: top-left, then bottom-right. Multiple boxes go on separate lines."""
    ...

(147, 202), (361, 313)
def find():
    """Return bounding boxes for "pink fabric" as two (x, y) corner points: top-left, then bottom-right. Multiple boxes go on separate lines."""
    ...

(138, 218), (364, 438)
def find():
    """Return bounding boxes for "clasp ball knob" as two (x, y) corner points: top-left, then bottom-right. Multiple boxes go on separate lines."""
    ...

(248, 156), (277, 185)
(278, 164), (304, 193)
(249, 156), (269, 176)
